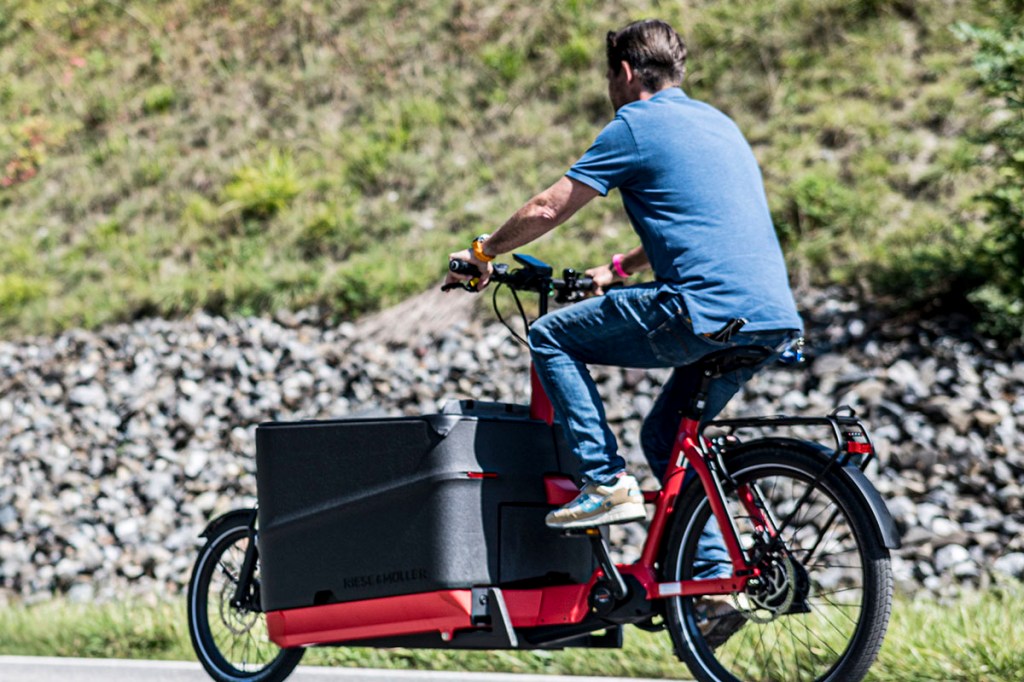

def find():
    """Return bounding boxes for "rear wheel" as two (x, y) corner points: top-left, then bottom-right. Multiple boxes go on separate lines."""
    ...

(188, 515), (304, 682)
(663, 446), (892, 682)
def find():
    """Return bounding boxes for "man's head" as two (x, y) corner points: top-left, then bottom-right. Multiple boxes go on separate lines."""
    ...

(605, 19), (687, 110)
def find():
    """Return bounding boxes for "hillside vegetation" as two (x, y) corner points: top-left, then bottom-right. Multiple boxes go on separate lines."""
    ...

(0, 0), (1011, 337)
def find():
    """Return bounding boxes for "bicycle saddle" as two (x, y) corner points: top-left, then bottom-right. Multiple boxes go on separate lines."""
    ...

(695, 345), (775, 377)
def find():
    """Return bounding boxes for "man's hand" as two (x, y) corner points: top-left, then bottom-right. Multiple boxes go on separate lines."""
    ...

(584, 262), (624, 296)
(585, 247), (648, 295)
(445, 248), (494, 291)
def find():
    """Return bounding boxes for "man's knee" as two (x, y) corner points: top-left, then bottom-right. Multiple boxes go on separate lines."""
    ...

(527, 316), (556, 354)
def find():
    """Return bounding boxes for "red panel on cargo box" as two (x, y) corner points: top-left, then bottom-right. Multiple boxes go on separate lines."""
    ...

(501, 584), (591, 628)
(266, 590), (474, 648)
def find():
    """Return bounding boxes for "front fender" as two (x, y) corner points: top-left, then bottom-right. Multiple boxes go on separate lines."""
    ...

(200, 508), (257, 540)
(726, 437), (902, 550)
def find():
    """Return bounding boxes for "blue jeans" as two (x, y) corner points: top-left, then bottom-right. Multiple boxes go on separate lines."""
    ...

(528, 282), (795, 578)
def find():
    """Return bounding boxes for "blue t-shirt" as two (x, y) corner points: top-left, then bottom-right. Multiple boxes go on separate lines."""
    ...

(566, 88), (802, 335)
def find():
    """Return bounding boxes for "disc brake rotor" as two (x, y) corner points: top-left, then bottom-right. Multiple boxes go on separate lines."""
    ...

(740, 553), (798, 624)
(218, 583), (260, 635)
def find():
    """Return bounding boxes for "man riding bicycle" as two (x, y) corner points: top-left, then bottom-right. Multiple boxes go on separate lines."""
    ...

(446, 19), (802, 531)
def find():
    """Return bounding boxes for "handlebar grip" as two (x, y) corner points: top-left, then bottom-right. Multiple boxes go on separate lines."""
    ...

(449, 259), (482, 277)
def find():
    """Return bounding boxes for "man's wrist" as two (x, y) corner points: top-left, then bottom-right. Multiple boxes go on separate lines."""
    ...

(611, 253), (631, 278)
(472, 234), (495, 262)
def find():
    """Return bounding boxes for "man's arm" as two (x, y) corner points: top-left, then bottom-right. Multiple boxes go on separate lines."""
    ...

(446, 176), (600, 289)
(485, 176), (600, 255)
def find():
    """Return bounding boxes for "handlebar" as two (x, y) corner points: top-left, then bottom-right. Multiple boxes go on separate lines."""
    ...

(447, 259), (482, 278)
(444, 254), (595, 304)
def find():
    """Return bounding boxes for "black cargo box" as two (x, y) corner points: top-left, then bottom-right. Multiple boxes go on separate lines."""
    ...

(256, 401), (593, 612)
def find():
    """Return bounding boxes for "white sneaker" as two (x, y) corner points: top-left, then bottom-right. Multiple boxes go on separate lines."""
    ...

(544, 474), (646, 529)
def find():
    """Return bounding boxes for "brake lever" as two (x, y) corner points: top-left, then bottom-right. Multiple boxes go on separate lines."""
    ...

(440, 278), (480, 293)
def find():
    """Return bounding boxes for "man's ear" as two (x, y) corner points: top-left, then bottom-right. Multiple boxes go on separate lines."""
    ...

(620, 60), (634, 83)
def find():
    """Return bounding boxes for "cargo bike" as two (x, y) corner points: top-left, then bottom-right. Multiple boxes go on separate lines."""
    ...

(187, 254), (899, 682)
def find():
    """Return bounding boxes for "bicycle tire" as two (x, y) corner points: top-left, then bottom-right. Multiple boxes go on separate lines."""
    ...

(663, 445), (893, 682)
(188, 516), (304, 682)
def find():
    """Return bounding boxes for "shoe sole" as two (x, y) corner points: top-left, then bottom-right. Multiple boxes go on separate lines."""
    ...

(702, 611), (747, 650)
(545, 502), (647, 529)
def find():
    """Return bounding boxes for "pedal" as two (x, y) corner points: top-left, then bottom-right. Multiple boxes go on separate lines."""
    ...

(559, 528), (600, 537)
(562, 528), (629, 601)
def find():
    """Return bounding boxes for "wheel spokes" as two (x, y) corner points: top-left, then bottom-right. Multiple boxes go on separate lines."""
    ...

(204, 536), (282, 673)
(686, 470), (867, 682)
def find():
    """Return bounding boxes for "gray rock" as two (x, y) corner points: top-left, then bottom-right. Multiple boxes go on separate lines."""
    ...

(886, 496), (916, 526)
(934, 544), (972, 574)
(930, 517), (963, 539)
(993, 552), (1024, 578)
(66, 582), (96, 603)
(68, 385), (107, 408)
(888, 360), (929, 399)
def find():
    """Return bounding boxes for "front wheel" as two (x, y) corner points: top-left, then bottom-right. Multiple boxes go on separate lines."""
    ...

(188, 514), (304, 682)
(663, 446), (893, 682)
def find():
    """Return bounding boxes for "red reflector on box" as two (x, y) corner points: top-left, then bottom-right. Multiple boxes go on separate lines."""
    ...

(847, 442), (872, 455)
(466, 471), (498, 479)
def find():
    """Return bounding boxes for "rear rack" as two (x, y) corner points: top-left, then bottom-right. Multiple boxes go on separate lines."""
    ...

(701, 405), (875, 471)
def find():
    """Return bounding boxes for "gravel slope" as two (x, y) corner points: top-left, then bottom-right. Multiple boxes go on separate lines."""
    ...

(1, 287), (1022, 602)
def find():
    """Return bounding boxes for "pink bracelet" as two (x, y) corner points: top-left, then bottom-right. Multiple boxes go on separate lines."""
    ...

(611, 253), (631, 279)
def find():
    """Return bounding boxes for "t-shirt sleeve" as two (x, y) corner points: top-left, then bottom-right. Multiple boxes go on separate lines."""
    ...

(565, 118), (638, 196)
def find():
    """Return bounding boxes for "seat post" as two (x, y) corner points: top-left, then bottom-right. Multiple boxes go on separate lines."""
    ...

(683, 367), (717, 422)
(682, 344), (776, 422)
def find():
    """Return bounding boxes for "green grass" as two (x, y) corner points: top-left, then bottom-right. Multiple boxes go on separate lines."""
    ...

(0, 0), (1005, 337)
(1, 584), (1022, 680)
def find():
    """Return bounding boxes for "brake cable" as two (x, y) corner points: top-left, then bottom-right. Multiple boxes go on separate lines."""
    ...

(492, 281), (531, 347)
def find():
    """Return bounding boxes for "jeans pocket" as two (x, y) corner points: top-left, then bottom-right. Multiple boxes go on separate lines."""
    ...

(646, 313), (731, 366)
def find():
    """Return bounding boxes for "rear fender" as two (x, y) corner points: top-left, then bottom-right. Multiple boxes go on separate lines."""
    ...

(200, 508), (257, 540)
(726, 437), (902, 550)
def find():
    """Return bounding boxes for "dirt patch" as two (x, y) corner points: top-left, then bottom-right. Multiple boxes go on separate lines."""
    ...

(356, 284), (485, 345)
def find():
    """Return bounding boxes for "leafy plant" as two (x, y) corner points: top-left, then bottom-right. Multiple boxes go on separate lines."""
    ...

(775, 167), (871, 246)
(223, 150), (302, 219)
(481, 44), (526, 84)
(141, 84), (177, 115)
(0, 274), (46, 313)
(955, 0), (1024, 338)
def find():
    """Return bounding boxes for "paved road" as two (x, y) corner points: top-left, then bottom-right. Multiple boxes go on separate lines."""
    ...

(0, 656), (683, 682)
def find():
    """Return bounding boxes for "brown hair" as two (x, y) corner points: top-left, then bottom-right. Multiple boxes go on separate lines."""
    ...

(606, 19), (687, 91)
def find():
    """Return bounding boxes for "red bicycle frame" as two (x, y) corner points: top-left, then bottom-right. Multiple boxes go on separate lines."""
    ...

(633, 415), (766, 598)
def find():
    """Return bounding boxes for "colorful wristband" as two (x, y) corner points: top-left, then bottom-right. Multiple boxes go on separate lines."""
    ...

(472, 235), (494, 262)
(611, 253), (631, 279)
